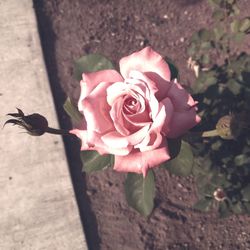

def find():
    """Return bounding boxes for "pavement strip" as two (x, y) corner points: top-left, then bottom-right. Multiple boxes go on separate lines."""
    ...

(0, 0), (88, 249)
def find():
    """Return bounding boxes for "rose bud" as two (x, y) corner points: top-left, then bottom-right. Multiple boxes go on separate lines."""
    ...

(5, 108), (69, 136)
(216, 112), (249, 140)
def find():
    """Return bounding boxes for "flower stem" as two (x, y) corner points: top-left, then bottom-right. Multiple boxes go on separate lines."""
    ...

(201, 129), (219, 138)
(46, 127), (70, 136)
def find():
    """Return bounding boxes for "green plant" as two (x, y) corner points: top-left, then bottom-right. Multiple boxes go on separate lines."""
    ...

(187, 0), (250, 217)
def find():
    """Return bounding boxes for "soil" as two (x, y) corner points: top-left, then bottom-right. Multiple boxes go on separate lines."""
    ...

(34, 0), (250, 249)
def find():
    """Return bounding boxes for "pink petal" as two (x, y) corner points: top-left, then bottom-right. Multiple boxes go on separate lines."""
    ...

(101, 124), (151, 148)
(107, 81), (146, 106)
(70, 129), (89, 149)
(134, 99), (171, 152)
(88, 130), (132, 155)
(135, 131), (163, 153)
(119, 47), (171, 83)
(114, 141), (170, 177)
(78, 70), (123, 112)
(109, 97), (131, 136)
(166, 81), (197, 112)
(128, 70), (158, 95)
(71, 129), (132, 156)
(82, 82), (114, 133)
(160, 97), (174, 135)
(167, 109), (201, 138)
(145, 73), (172, 101)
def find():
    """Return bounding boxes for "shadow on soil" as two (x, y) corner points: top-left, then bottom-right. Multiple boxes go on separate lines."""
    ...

(33, 1), (100, 250)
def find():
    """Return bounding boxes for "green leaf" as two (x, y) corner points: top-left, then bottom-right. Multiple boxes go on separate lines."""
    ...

(80, 150), (113, 173)
(231, 202), (244, 214)
(193, 71), (217, 94)
(230, 20), (240, 33)
(232, 5), (240, 16)
(239, 18), (250, 32)
(164, 57), (179, 80)
(213, 26), (224, 40)
(233, 33), (246, 42)
(74, 54), (115, 81)
(212, 10), (225, 21)
(234, 154), (250, 166)
(163, 141), (194, 176)
(219, 201), (231, 218)
(243, 202), (250, 213)
(208, 0), (222, 7)
(167, 138), (182, 159)
(241, 184), (250, 201)
(227, 79), (241, 95)
(187, 43), (196, 56)
(198, 29), (212, 41)
(124, 170), (155, 216)
(63, 97), (83, 124)
(200, 54), (210, 65)
(193, 198), (213, 212)
(200, 41), (212, 50)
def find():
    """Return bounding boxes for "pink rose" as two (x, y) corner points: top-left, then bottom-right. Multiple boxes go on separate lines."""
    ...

(71, 47), (200, 177)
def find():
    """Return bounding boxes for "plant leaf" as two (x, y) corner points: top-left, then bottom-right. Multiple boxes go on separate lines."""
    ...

(193, 198), (213, 212)
(63, 97), (83, 124)
(198, 29), (212, 41)
(230, 20), (240, 33)
(239, 18), (250, 32)
(219, 201), (231, 218)
(74, 54), (115, 81)
(124, 170), (155, 216)
(167, 138), (182, 159)
(164, 57), (179, 80)
(80, 150), (113, 173)
(241, 184), (250, 202)
(163, 141), (194, 177)
(212, 10), (225, 21)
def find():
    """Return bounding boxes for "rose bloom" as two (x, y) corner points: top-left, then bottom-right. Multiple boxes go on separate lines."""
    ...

(71, 47), (200, 177)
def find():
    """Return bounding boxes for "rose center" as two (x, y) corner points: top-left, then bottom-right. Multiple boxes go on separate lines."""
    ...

(123, 96), (140, 114)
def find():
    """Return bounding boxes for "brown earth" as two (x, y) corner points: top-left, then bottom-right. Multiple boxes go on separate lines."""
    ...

(34, 0), (250, 249)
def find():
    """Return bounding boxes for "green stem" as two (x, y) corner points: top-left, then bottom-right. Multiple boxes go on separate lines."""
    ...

(201, 129), (219, 138)
(46, 127), (71, 136)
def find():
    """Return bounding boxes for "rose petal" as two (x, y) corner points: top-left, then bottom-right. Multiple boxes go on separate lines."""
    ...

(166, 80), (197, 112)
(167, 109), (201, 138)
(101, 124), (151, 148)
(119, 47), (171, 83)
(107, 81), (146, 106)
(145, 73), (172, 101)
(129, 70), (158, 95)
(110, 97), (131, 136)
(160, 97), (174, 135)
(71, 129), (132, 155)
(135, 131), (163, 153)
(88, 130), (132, 155)
(79, 69), (123, 104)
(134, 99), (171, 151)
(114, 141), (170, 177)
(70, 129), (89, 149)
(82, 82), (114, 133)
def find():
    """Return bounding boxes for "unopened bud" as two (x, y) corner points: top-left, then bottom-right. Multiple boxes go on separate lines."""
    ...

(216, 115), (234, 140)
(216, 112), (249, 140)
(5, 108), (48, 136)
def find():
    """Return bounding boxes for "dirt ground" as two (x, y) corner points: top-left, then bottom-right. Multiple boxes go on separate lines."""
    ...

(34, 0), (250, 249)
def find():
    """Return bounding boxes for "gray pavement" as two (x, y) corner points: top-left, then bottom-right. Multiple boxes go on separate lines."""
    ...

(0, 0), (88, 249)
